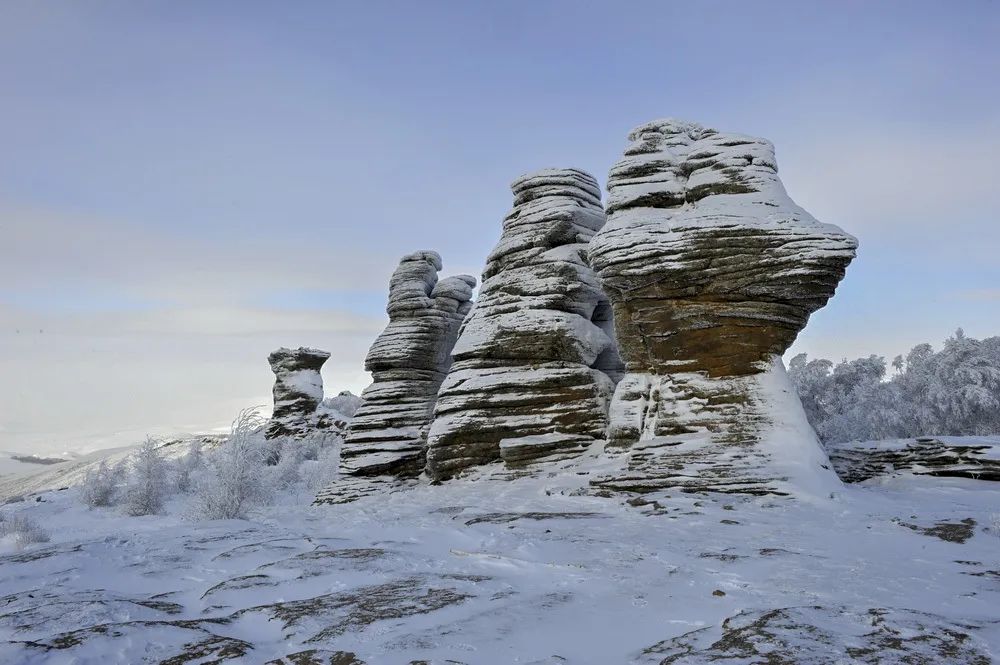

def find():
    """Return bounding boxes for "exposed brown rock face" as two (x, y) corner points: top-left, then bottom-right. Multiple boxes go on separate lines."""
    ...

(588, 119), (857, 495)
(336, 251), (475, 479)
(265, 347), (331, 439)
(425, 169), (623, 480)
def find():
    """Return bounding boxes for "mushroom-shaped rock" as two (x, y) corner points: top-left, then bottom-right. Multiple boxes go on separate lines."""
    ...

(425, 169), (624, 479)
(265, 347), (332, 439)
(334, 251), (475, 481)
(588, 119), (857, 496)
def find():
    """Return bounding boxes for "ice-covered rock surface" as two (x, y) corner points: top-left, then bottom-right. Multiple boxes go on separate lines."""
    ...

(1, 453), (998, 663)
(425, 169), (623, 479)
(588, 119), (857, 495)
(265, 347), (334, 439)
(334, 251), (475, 484)
(828, 436), (1000, 483)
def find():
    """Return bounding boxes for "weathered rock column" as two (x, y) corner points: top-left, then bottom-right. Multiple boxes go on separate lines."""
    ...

(337, 251), (475, 478)
(425, 168), (624, 479)
(265, 347), (331, 439)
(588, 119), (857, 495)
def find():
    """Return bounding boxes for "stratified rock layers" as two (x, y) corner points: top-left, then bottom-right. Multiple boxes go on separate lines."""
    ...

(425, 169), (621, 479)
(588, 119), (857, 495)
(265, 347), (331, 439)
(339, 251), (475, 478)
(827, 437), (1000, 483)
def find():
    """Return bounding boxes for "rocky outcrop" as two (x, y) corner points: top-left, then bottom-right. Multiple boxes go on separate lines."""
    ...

(265, 347), (332, 439)
(337, 251), (475, 479)
(425, 169), (623, 479)
(588, 119), (857, 495)
(827, 436), (1000, 483)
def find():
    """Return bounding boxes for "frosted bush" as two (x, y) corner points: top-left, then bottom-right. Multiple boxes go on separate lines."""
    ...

(80, 460), (118, 508)
(300, 441), (341, 493)
(271, 440), (305, 489)
(0, 513), (50, 548)
(174, 441), (203, 493)
(123, 437), (170, 516)
(192, 408), (272, 520)
(271, 431), (338, 490)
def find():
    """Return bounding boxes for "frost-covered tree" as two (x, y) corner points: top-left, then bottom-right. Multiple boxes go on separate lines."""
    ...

(174, 441), (203, 493)
(192, 408), (272, 520)
(790, 330), (1000, 443)
(80, 460), (119, 508)
(123, 437), (170, 516)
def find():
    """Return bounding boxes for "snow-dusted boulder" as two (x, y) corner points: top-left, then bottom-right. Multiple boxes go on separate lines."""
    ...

(588, 119), (857, 495)
(425, 169), (623, 479)
(265, 347), (332, 439)
(336, 251), (475, 480)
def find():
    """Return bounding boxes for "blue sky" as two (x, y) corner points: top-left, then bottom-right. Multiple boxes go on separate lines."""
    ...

(2, 1), (998, 453)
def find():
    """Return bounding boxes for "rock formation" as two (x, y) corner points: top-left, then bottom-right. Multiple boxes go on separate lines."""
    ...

(425, 168), (623, 479)
(265, 347), (332, 439)
(827, 437), (1000, 483)
(588, 119), (857, 495)
(337, 251), (475, 479)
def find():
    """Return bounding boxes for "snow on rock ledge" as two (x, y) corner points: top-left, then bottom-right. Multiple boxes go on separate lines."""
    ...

(265, 347), (334, 439)
(333, 251), (475, 483)
(589, 119), (856, 496)
(827, 436), (1000, 483)
(425, 169), (624, 479)
(591, 359), (841, 496)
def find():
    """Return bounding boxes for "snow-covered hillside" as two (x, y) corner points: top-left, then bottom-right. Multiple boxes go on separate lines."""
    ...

(0, 437), (224, 502)
(1, 445), (998, 664)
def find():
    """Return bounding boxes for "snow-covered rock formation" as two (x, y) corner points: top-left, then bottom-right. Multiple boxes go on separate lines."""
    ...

(588, 119), (857, 495)
(425, 169), (623, 479)
(265, 347), (334, 439)
(336, 251), (475, 480)
(827, 436), (1000, 483)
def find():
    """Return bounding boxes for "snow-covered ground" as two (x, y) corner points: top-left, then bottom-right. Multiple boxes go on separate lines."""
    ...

(1, 442), (998, 664)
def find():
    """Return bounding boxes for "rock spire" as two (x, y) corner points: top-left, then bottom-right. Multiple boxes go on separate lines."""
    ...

(425, 168), (623, 479)
(588, 119), (857, 495)
(337, 251), (475, 479)
(265, 347), (332, 439)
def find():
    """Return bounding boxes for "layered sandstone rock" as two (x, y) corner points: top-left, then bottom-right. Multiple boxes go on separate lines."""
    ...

(337, 251), (475, 479)
(425, 169), (623, 479)
(827, 437), (1000, 483)
(588, 119), (857, 495)
(265, 347), (332, 439)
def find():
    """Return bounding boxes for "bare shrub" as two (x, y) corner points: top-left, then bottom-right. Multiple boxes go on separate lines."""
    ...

(174, 441), (203, 493)
(122, 437), (169, 516)
(0, 513), (50, 548)
(80, 460), (118, 508)
(300, 437), (341, 493)
(191, 408), (272, 520)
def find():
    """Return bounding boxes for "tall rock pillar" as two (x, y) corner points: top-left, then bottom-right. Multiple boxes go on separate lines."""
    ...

(425, 168), (624, 479)
(588, 119), (857, 495)
(337, 251), (476, 479)
(266, 347), (331, 439)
